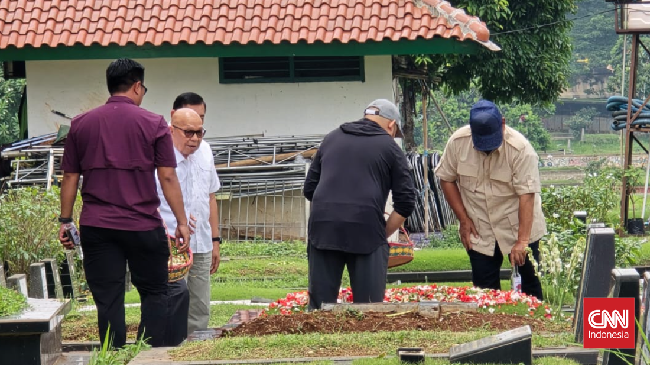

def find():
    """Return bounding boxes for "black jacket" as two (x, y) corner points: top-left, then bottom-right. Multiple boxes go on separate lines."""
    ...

(304, 118), (416, 254)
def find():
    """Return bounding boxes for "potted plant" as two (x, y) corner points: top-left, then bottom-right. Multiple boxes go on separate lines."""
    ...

(624, 166), (645, 235)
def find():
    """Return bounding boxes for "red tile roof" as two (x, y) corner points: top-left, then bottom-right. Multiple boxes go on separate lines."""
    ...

(0, 0), (498, 51)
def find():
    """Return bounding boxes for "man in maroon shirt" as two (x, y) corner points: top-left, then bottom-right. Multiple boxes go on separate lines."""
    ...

(58, 58), (190, 348)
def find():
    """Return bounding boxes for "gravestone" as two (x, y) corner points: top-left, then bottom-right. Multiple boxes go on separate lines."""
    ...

(29, 263), (49, 299)
(574, 227), (616, 343)
(601, 268), (641, 365)
(639, 272), (650, 365)
(0, 298), (71, 365)
(59, 251), (79, 299)
(574, 211), (588, 224)
(7, 274), (28, 297)
(40, 259), (63, 299)
(449, 325), (532, 365)
(0, 261), (6, 287)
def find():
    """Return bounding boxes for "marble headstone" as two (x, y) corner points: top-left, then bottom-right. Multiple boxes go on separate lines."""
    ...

(639, 272), (650, 365)
(0, 261), (6, 287)
(601, 268), (641, 365)
(574, 227), (616, 343)
(7, 274), (28, 297)
(28, 263), (49, 299)
(449, 326), (532, 365)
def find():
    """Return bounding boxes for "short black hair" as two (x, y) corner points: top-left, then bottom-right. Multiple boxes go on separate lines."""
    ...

(105, 58), (145, 95)
(173, 92), (207, 111)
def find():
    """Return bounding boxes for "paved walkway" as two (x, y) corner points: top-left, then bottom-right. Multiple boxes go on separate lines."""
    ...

(54, 352), (92, 365)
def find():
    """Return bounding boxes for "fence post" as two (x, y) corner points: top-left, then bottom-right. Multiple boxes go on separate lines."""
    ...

(304, 162), (310, 242)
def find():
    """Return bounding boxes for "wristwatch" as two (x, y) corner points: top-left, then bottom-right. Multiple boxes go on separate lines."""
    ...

(212, 237), (222, 243)
(58, 217), (73, 223)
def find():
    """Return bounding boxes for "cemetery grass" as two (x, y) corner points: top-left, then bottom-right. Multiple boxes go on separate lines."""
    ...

(62, 304), (267, 341)
(271, 359), (580, 365)
(169, 329), (574, 361)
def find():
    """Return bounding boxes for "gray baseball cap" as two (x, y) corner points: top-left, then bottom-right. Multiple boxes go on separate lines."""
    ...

(364, 99), (404, 138)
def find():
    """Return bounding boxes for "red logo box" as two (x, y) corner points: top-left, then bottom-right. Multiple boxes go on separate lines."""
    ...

(583, 297), (635, 349)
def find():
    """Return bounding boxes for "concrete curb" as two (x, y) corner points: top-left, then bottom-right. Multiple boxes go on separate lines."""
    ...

(127, 347), (599, 365)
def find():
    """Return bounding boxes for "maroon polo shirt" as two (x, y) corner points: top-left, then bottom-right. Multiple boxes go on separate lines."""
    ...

(61, 95), (177, 231)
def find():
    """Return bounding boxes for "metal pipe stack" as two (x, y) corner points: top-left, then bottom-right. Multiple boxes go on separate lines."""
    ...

(404, 151), (456, 234)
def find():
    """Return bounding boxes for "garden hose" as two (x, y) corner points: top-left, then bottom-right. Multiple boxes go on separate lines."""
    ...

(607, 95), (650, 130)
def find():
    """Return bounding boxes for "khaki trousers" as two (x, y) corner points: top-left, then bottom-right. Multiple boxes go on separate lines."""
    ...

(186, 251), (211, 335)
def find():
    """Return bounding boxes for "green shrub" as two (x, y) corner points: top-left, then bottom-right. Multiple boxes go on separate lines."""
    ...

(0, 186), (81, 277)
(0, 286), (28, 317)
(541, 167), (619, 228)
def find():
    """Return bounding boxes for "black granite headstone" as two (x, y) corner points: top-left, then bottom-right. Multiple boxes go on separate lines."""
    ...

(601, 268), (641, 365)
(0, 298), (70, 365)
(59, 251), (78, 299)
(574, 211), (588, 224)
(7, 274), (28, 297)
(40, 259), (63, 299)
(28, 263), (48, 299)
(449, 326), (532, 365)
(574, 227), (616, 343)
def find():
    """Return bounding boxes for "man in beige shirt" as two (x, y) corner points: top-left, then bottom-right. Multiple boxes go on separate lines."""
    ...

(434, 100), (546, 300)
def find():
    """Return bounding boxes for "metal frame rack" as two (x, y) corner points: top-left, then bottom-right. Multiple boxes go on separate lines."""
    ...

(608, 0), (650, 231)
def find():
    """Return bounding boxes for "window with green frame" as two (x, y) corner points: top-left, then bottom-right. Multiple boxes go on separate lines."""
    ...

(219, 56), (365, 84)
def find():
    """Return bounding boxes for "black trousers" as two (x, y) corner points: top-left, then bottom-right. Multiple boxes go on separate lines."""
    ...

(164, 279), (190, 347)
(80, 225), (170, 349)
(468, 241), (544, 300)
(307, 243), (389, 310)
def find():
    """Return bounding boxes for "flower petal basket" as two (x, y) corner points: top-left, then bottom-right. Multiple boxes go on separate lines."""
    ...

(388, 226), (414, 268)
(168, 236), (193, 283)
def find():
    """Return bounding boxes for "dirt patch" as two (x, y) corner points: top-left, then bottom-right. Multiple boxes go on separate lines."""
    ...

(228, 311), (568, 337)
(62, 322), (139, 342)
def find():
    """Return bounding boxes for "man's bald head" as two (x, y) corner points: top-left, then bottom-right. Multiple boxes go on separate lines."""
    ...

(171, 108), (202, 127)
(170, 108), (205, 157)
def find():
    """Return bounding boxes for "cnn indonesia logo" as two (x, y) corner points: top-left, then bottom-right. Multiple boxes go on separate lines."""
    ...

(583, 298), (635, 349)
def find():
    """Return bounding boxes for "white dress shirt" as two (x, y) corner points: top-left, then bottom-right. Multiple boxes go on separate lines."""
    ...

(156, 140), (220, 254)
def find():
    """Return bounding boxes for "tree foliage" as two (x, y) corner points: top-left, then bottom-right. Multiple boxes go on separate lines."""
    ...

(414, 89), (553, 153)
(434, 0), (577, 105)
(399, 0), (578, 150)
(568, 0), (616, 85)
(0, 65), (24, 145)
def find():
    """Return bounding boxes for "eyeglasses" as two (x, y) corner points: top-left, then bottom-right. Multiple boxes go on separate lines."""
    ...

(142, 84), (148, 95)
(173, 125), (206, 138)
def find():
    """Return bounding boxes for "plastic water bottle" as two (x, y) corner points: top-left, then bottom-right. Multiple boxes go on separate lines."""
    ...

(64, 222), (81, 247)
(511, 266), (522, 292)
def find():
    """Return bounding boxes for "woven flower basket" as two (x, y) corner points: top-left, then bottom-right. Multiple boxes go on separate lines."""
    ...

(168, 235), (193, 283)
(388, 226), (414, 268)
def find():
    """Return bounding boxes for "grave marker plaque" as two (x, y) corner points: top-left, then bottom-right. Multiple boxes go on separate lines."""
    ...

(40, 259), (63, 299)
(59, 251), (79, 299)
(449, 326), (532, 365)
(601, 268), (641, 365)
(29, 263), (49, 299)
(574, 227), (616, 343)
(7, 274), (28, 297)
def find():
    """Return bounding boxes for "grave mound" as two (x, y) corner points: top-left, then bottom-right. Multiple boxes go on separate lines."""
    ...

(227, 311), (567, 337)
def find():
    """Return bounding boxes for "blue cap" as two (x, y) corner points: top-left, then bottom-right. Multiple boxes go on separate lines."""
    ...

(469, 100), (503, 151)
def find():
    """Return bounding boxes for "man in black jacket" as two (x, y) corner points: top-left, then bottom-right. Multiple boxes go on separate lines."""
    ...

(303, 99), (416, 310)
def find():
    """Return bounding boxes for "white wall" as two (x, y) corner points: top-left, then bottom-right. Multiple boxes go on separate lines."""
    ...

(25, 56), (394, 138)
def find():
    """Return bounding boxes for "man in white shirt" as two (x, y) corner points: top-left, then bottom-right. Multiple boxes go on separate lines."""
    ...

(156, 95), (221, 335)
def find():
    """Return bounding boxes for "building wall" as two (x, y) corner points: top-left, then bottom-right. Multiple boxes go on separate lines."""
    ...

(24, 56), (394, 138)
